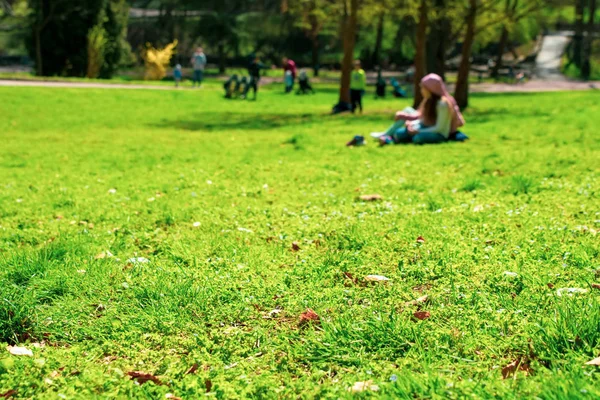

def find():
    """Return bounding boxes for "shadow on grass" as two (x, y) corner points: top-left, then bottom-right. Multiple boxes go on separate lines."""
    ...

(149, 111), (326, 132)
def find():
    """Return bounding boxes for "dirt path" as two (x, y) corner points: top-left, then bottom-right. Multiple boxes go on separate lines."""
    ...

(1, 77), (597, 93)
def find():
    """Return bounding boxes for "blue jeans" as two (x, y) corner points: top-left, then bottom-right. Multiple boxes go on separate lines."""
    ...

(385, 121), (446, 144)
(193, 70), (204, 85)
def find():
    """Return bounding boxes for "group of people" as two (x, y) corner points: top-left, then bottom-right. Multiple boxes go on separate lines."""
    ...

(173, 47), (207, 88)
(176, 47), (468, 146)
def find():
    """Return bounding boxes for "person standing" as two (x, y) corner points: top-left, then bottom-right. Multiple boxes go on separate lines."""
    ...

(191, 47), (207, 87)
(248, 55), (270, 100)
(282, 57), (297, 91)
(350, 60), (366, 114)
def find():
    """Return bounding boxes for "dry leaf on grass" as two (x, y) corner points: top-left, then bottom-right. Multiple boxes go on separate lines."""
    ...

(0, 390), (17, 399)
(165, 394), (182, 400)
(585, 357), (600, 366)
(364, 275), (390, 282)
(348, 380), (380, 393)
(359, 194), (383, 202)
(127, 371), (162, 385)
(413, 311), (431, 320)
(416, 236), (426, 243)
(291, 242), (301, 252)
(7, 346), (33, 357)
(405, 295), (428, 307)
(547, 283), (555, 289)
(501, 359), (533, 379)
(205, 379), (213, 392)
(299, 308), (320, 326)
(343, 271), (358, 285)
(592, 283), (600, 290)
(185, 363), (199, 375)
(95, 250), (114, 259)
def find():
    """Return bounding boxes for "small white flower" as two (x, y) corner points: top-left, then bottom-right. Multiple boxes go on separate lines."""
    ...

(108, 188), (117, 194)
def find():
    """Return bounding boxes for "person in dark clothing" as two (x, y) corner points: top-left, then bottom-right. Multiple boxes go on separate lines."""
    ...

(296, 70), (314, 94)
(375, 68), (386, 99)
(224, 74), (239, 98)
(247, 56), (270, 100)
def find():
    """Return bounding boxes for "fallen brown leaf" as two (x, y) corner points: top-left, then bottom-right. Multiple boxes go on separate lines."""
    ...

(299, 308), (320, 326)
(585, 357), (600, 366)
(205, 379), (213, 392)
(185, 363), (199, 375)
(413, 311), (430, 320)
(592, 283), (600, 290)
(405, 295), (428, 307)
(343, 271), (358, 284)
(501, 359), (533, 379)
(291, 242), (301, 252)
(547, 283), (555, 289)
(416, 236), (426, 243)
(359, 194), (383, 202)
(0, 390), (17, 399)
(127, 371), (162, 385)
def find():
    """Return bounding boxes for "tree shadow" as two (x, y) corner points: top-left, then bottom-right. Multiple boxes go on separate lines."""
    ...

(149, 111), (326, 132)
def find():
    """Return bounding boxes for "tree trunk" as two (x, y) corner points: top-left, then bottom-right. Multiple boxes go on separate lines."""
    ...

(338, 0), (359, 105)
(311, 36), (320, 76)
(218, 43), (226, 74)
(371, 12), (384, 68)
(413, 0), (428, 108)
(573, 0), (585, 68)
(35, 27), (43, 76)
(426, 0), (448, 80)
(491, 25), (508, 78)
(582, 0), (597, 79)
(454, 0), (477, 110)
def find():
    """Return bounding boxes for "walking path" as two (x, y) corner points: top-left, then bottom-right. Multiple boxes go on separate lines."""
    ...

(1, 78), (596, 93)
(535, 32), (572, 81)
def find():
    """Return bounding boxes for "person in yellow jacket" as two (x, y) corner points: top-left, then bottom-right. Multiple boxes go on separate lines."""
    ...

(350, 59), (366, 114)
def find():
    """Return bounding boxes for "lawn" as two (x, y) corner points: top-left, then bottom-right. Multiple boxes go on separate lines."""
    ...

(0, 82), (599, 399)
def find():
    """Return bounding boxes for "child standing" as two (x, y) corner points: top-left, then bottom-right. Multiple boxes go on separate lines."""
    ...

(350, 60), (366, 114)
(284, 70), (294, 93)
(173, 64), (183, 87)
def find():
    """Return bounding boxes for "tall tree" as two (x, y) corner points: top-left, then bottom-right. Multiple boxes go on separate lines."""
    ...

(426, 0), (450, 80)
(371, 11), (385, 67)
(454, 0), (477, 109)
(573, 0), (585, 69)
(413, 0), (428, 107)
(336, 0), (359, 107)
(582, 0), (597, 80)
(288, 0), (337, 76)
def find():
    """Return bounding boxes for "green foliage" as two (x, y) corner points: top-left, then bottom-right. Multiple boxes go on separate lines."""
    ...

(27, 0), (127, 78)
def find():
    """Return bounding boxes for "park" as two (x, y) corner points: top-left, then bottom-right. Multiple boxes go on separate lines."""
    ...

(1, 0), (600, 398)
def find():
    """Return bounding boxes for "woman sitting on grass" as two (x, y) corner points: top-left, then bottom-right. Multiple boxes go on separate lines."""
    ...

(373, 73), (465, 145)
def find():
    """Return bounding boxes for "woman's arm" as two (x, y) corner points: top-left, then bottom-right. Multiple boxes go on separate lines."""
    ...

(417, 100), (451, 136)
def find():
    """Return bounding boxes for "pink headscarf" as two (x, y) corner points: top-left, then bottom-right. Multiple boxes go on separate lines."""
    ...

(420, 73), (465, 132)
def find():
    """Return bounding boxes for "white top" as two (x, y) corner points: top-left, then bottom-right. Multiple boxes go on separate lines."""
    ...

(417, 100), (452, 137)
(192, 53), (207, 70)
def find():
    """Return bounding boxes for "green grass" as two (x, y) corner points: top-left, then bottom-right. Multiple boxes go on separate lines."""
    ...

(0, 82), (599, 399)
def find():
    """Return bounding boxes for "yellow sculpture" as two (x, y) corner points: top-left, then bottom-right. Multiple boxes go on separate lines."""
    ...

(142, 40), (178, 80)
